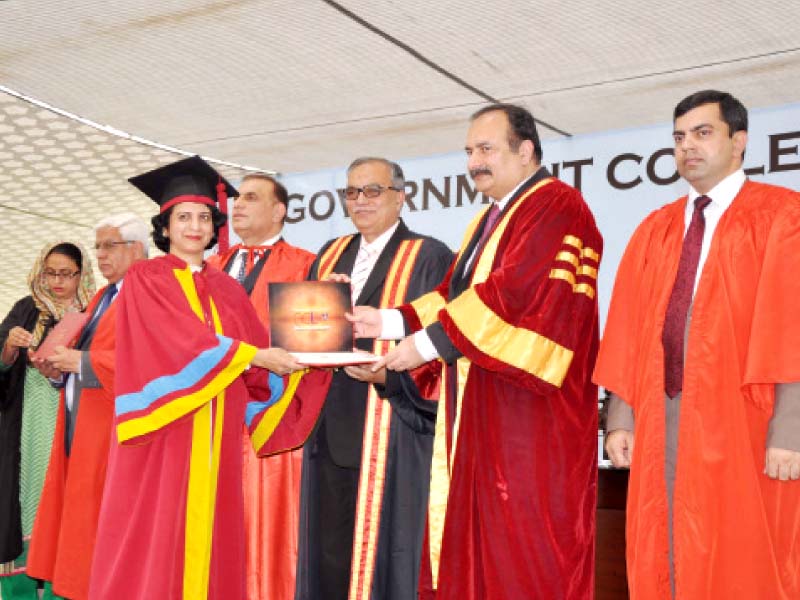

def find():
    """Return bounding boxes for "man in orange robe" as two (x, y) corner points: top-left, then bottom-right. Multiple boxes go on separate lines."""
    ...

(27, 213), (148, 600)
(208, 174), (315, 600)
(594, 90), (800, 599)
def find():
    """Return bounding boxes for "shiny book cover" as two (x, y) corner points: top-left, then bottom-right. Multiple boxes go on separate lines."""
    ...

(268, 281), (353, 352)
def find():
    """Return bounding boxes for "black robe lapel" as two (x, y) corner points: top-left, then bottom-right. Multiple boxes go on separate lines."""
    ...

(221, 252), (237, 273)
(223, 239), (285, 296)
(332, 235), (361, 280)
(449, 209), (490, 292)
(355, 220), (410, 306)
(241, 249), (271, 295)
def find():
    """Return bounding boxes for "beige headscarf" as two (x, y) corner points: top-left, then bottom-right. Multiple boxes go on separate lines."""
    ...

(27, 240), (96, 350)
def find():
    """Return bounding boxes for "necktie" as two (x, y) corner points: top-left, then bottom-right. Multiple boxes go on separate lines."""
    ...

(67, 282), (117, 454)
(76, 283), (117, 349)
(235, 246), (270, 283)
(464, 203), (502, 273)
(235, 251), (247, 283)
(350, 245), (375, 302)
(662, 195), (712, 397)
(475, 203), (502, 252)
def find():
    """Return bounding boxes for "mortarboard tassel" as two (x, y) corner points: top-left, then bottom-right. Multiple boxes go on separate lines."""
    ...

(216, 179), (230, 253)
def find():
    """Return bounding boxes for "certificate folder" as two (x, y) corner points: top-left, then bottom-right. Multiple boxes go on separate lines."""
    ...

(30, 311), (89, 360)
(268, 281), (379, 366)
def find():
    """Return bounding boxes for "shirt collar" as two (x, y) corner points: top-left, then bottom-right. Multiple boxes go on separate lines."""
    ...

(687, 169), (746, 212)
(494, 172), (536, 212)
(359, 220), (399, 256)
(239, 232), (282, 252)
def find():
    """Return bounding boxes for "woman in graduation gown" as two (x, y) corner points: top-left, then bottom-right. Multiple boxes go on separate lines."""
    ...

(0, 241), (95, 600)
(87, 157), (318, 600)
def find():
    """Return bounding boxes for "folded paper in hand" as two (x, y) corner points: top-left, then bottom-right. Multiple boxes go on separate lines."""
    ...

(32, 311), (89, 360)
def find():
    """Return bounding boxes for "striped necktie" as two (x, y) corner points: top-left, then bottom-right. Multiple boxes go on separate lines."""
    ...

(350, 245), (375, 303)
(235, 246), (270, 283)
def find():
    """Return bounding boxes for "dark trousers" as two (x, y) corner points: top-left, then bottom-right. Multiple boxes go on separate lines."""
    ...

(312, 421), (360, 600)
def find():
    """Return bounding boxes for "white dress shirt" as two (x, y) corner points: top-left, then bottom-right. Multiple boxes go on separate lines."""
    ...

(225, 232), (283, 279)
(350, 222), (400, 300)
(686, 169), (746, 295)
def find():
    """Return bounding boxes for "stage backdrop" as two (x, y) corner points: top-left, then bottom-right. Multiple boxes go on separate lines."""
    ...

(235, 103), (800, 329)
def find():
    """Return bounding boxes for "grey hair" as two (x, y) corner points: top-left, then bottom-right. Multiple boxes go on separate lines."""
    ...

(94, 212), (151, 257)
(347, 157), (405, 189)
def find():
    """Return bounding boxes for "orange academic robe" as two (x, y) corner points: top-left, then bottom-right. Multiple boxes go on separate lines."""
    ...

(27, 287), (117, 600)
(209, 240), (315, 600)
(593, 180), (800, 599)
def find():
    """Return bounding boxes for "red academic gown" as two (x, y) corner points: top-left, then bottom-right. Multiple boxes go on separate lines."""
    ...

(400, 170), (602, 599)
(593, 181), (800, 599)
(27, 287), (117, 600)
(209, 240), (315, 600)
(87, 255), (325, 600)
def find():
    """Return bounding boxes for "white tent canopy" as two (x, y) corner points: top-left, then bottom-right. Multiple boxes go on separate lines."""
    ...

(1, 0), (799, 313)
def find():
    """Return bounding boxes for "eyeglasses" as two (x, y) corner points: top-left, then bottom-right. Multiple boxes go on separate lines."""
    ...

(344, 184), (402, 201)
(94, 241), (134, 252)
(43, 270), (80, 280)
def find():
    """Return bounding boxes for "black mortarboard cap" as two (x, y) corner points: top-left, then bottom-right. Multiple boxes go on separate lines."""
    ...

(128, 155), (238, 213)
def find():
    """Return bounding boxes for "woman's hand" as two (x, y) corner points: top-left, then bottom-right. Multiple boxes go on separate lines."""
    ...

(252, 347), (303, 375)
(5, 326), (32, 350)
(2, 326), (32, 364)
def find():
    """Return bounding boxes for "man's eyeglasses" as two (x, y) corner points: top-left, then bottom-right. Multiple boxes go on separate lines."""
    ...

(344, 184), (402, 201)
(43, 270), (80, 281)
(94, 241), (134, 252)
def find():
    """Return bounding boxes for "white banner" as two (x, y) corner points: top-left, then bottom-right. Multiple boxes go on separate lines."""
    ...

(267, 103), (800, 328)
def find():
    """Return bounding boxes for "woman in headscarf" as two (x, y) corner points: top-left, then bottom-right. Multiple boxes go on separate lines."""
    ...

(0, 241), (95, 600)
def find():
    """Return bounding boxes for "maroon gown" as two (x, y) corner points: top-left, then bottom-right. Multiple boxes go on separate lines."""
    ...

(399, 169), (602, 599)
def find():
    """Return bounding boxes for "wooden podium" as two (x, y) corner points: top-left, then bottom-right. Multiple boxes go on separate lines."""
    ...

(596, 467), (629, 599)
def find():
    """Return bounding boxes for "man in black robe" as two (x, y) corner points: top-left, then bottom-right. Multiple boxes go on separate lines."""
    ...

(296, 157), (452, 600)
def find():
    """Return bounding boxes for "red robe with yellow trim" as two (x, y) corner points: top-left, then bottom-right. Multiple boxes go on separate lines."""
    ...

(209, 240), (316, 600)
(87, 255), (323, 600)
(593, 181), (800, 599)
(400, 170), (601, 599)
(27, 286), (117, 600)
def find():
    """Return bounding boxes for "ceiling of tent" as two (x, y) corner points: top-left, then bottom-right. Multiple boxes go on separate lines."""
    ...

(1, 0), (799, 314)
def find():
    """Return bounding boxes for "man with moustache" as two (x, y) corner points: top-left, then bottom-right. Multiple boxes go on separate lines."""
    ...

(27, 213), (148, 600)
(594, 90), (800, 599)
(350, 104), (602, 599)
(295, 157), (452, 600)
(208, 174), (315, 600)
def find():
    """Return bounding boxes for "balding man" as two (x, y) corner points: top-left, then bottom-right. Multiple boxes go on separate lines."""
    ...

(28, 213), (148, 600)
